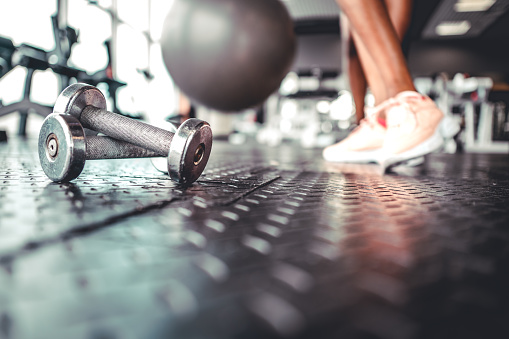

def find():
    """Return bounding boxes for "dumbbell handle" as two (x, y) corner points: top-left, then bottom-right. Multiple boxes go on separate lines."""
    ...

(86, 136), (164, 160)
(81, 106), (174, 156)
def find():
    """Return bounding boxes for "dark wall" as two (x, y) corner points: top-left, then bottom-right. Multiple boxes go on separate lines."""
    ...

(288, 0), (509, 81)
(291, 34), (342, 74)
(406, 1), (509, 79)
(408, 39), (509, 79)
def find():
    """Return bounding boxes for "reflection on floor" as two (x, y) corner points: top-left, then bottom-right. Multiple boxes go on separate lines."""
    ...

(1, 138), (508, 339)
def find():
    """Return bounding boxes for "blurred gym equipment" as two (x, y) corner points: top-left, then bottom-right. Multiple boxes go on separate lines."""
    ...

(415, 73), (509, 154)
(0, 8), (83, 136)
(0, 42), (54, 136)
(257, 12), (344, 149)
(0, 0), (131, 137)
(76, 40), (127, 115)
(161, 0), (296, 112)
(0, 36), (15, 79)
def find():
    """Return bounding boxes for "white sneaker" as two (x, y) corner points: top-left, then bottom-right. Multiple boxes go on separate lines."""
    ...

(378, 91), (444, 171)
(322, 110), (386, 163)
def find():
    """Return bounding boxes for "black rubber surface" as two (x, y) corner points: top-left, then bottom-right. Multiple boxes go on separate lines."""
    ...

(1, 138), (508, 339)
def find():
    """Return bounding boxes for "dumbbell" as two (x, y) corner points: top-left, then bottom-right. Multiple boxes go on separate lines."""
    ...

(39, 113), (167, 182)
(52, 83), (212, 184)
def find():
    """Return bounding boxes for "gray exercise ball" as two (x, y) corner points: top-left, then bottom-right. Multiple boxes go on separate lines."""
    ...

(161, 0), (296, 112)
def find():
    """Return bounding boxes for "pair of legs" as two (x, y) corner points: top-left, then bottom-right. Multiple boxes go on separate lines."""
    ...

(324, 0), (444, 169)
(338, 0), (414, 122)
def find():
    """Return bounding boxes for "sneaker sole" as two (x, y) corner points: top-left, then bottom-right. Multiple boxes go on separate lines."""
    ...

(323, 149), (382, 164)
(323, 151), (424, 167)
(378, 130), (444, 173)
(393, 156), (425, 168)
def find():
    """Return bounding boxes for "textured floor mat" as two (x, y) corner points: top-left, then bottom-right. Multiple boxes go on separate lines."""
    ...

(1, 139), (508, 339)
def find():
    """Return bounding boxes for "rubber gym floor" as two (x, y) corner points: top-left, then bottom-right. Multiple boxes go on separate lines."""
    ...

(1, 137), (508, 339)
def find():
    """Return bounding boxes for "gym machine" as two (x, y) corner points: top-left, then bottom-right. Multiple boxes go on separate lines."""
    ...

(416, 73), (509, 153)
(258, 16), (344, 149)
(0, 0), (127, 137)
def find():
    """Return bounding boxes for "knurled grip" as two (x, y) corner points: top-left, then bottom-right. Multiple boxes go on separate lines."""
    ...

(81, 106), (174, 156)
(86, 136), (164, 160)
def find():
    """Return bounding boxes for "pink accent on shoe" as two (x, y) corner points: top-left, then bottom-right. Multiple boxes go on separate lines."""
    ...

(377, 117), (387, 128)
(382, 91), (444, 155)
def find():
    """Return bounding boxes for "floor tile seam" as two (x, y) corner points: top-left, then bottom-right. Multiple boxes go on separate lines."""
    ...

(0, 196), (184, 263)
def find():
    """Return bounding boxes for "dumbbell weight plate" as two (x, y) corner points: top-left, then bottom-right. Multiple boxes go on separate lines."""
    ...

(150, 120), (178, 173)
(53, 83), (107, 136)
(38, 113), (86, 182)
(168, 119), (212, 184)
(54, 83), (107, 120)
(140, 119), (213, 184)
(150, 119), (213, 184)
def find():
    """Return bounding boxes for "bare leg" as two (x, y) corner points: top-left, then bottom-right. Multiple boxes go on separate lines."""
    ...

(337, 0), (415, 103)
(349, 45), (367, 123)
(343, 0), (412, 122)
(350, 33), (386, 104)
(385, 0), (412, 39)
(341, 14), (367, 124)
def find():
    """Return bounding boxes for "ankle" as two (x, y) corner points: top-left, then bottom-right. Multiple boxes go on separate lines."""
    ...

(386, 83), (416, 99)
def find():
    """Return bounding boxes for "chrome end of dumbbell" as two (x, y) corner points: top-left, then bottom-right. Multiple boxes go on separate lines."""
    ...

(38, 113), (87, 182)
(168, 118), (212, 185)
(54, 83), (107, 118)
(54, 83), (106, 135)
